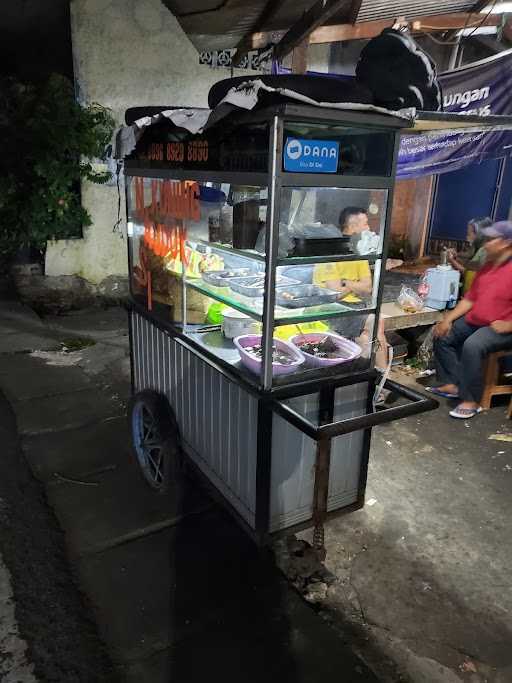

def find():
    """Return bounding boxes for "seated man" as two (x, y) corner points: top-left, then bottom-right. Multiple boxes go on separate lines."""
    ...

(430, 221), (512, 419)
(313, 206), (388, 369)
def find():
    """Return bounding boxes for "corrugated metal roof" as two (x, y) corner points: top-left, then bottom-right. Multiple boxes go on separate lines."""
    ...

(356, 0), (477, 22)
(163, 0), (488, 52)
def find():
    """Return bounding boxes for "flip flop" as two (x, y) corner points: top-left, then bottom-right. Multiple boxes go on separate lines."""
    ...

(449, 406), (483, 419)
(425, 387), (460, 399)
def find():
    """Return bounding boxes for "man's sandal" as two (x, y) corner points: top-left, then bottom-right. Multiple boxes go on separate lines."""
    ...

(449, 406), (483, 419)
(425, 387), (460, 399)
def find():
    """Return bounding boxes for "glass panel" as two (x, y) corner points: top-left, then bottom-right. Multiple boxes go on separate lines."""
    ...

(275, 186), (387, 261)
(126, 176), (267, 325)
(283, 122), (395, 177)
(127, 177), (387, 390)
(128, 122), (269, 174)
(274, 260), (380, 323)
(266, 312), (375, 385)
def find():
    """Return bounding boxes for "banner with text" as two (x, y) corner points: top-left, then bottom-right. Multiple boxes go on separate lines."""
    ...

(273, 50), (512, 178)
(398, 49), (512, 178)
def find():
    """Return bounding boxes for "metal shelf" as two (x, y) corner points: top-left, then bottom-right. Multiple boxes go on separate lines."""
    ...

(274, 306), (376, 325)
(186, 280), (263, 322)
(193, 240), (266, 263)
(278, 253), (381, 266)
(186, 279), (376, 326)
(195, 240), (382, 267)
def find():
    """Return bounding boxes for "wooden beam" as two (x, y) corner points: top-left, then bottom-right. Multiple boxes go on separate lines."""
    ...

(313, 12), (501, 41)
(251, 11), (502, 49)
(273, 0), (351, 61)
(291, 40), (309, 74)
(410, 12), (501, 32)
(417, 177), (434, 261)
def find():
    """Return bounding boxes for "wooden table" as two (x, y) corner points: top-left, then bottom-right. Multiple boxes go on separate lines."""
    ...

(380, 302), (443, 332)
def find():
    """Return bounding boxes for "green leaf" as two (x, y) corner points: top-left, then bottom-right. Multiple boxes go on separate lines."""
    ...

(0, 73), (116, 259)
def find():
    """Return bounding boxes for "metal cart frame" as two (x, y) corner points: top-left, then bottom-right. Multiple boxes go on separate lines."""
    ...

(124, 103), (441, 553)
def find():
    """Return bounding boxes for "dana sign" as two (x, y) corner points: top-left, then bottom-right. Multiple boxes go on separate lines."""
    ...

(284, 137), (339, 173)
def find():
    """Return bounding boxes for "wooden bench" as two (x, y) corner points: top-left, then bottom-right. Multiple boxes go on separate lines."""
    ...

(481, 350), (512, 411)
(380, 302), (443, 332)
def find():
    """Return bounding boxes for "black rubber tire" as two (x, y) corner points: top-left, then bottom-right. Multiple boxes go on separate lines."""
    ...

(128, 390), (181, 494)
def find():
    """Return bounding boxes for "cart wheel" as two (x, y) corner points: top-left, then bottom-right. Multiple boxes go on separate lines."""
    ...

(129, 390), (180, 493)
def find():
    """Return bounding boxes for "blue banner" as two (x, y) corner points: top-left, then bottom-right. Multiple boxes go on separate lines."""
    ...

(273, 50), (512, 178)
(398, 49), (512, 178)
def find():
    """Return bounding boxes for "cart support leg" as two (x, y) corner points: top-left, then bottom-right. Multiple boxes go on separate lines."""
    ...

(312, 437), (331, 561)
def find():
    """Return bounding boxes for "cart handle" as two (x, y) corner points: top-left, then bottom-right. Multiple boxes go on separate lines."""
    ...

(268, 378), (438, 442)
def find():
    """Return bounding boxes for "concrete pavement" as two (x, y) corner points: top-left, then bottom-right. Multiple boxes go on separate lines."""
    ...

(313, 370), (512, 683)
(0, 394), (38, 683)
(0, 299), (379, 681)
(0, 384), (115, 681)
(2, 297), (511, 682)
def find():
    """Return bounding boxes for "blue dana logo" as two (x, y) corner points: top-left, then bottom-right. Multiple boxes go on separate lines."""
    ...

(284, 137), (339, 173)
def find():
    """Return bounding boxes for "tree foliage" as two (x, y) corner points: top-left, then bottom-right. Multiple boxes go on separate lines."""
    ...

(0, 74), (115, 263)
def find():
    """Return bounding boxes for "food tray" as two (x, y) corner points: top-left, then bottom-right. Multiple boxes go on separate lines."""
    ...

(233, 334), (304, 376)
(201, 268), (254, 288)
(276, 284), (339, 309)
(290, 332), (361, 368)
(228, 275), (298, 298)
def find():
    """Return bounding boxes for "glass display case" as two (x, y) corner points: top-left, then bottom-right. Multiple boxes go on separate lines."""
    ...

(123, 102), (445, 547)
(125, 108), (397, 390)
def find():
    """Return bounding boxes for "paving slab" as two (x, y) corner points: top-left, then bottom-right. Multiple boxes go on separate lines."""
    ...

(15, 389), (123, 436)
(22, 416), (130, 483)
(0, 354), (92, 402)
(0, 332), (60, 354)
(0, 302), (61, 352)
(77, 510), (271, 662)
(0, 323), (30, 335)
(76, 342), (129, 376)
(121, 597), (376, 683)
(0, 301), (43, 327)
(47, 457), (212, 556)
(79, 509), (377, 681)
(44, 307), (129, 341)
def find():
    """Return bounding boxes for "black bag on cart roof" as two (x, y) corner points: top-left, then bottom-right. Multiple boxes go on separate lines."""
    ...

(355, 28), (442, 112)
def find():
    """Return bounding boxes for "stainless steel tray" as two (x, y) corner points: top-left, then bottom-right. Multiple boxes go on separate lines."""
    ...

(228, 275), (298, 298)
(275, 284), (339, 308)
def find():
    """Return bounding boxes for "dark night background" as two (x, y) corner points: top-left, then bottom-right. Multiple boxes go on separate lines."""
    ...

(0, 0), (73, 82)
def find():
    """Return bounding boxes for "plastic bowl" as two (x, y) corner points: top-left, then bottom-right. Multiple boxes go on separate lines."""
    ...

(290, 332), (361, 368)
(233, 334), (305, 376)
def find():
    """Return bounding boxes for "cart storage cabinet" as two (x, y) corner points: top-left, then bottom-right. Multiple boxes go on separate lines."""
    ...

(124, 103), (436, 546)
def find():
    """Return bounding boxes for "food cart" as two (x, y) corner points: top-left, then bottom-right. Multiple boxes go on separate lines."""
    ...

(120, 98), (511, 556)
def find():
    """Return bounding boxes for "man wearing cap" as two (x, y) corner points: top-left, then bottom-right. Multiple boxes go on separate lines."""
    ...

(429, 221), (512, 419)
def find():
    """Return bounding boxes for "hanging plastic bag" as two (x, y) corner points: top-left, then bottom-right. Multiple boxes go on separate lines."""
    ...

(397, 285), (424, 313)
(417, 326), (434, 368)
(356, 230), (380, 255)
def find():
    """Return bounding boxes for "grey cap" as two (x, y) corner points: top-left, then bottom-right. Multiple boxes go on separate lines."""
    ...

(482, 221), (512, 240)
